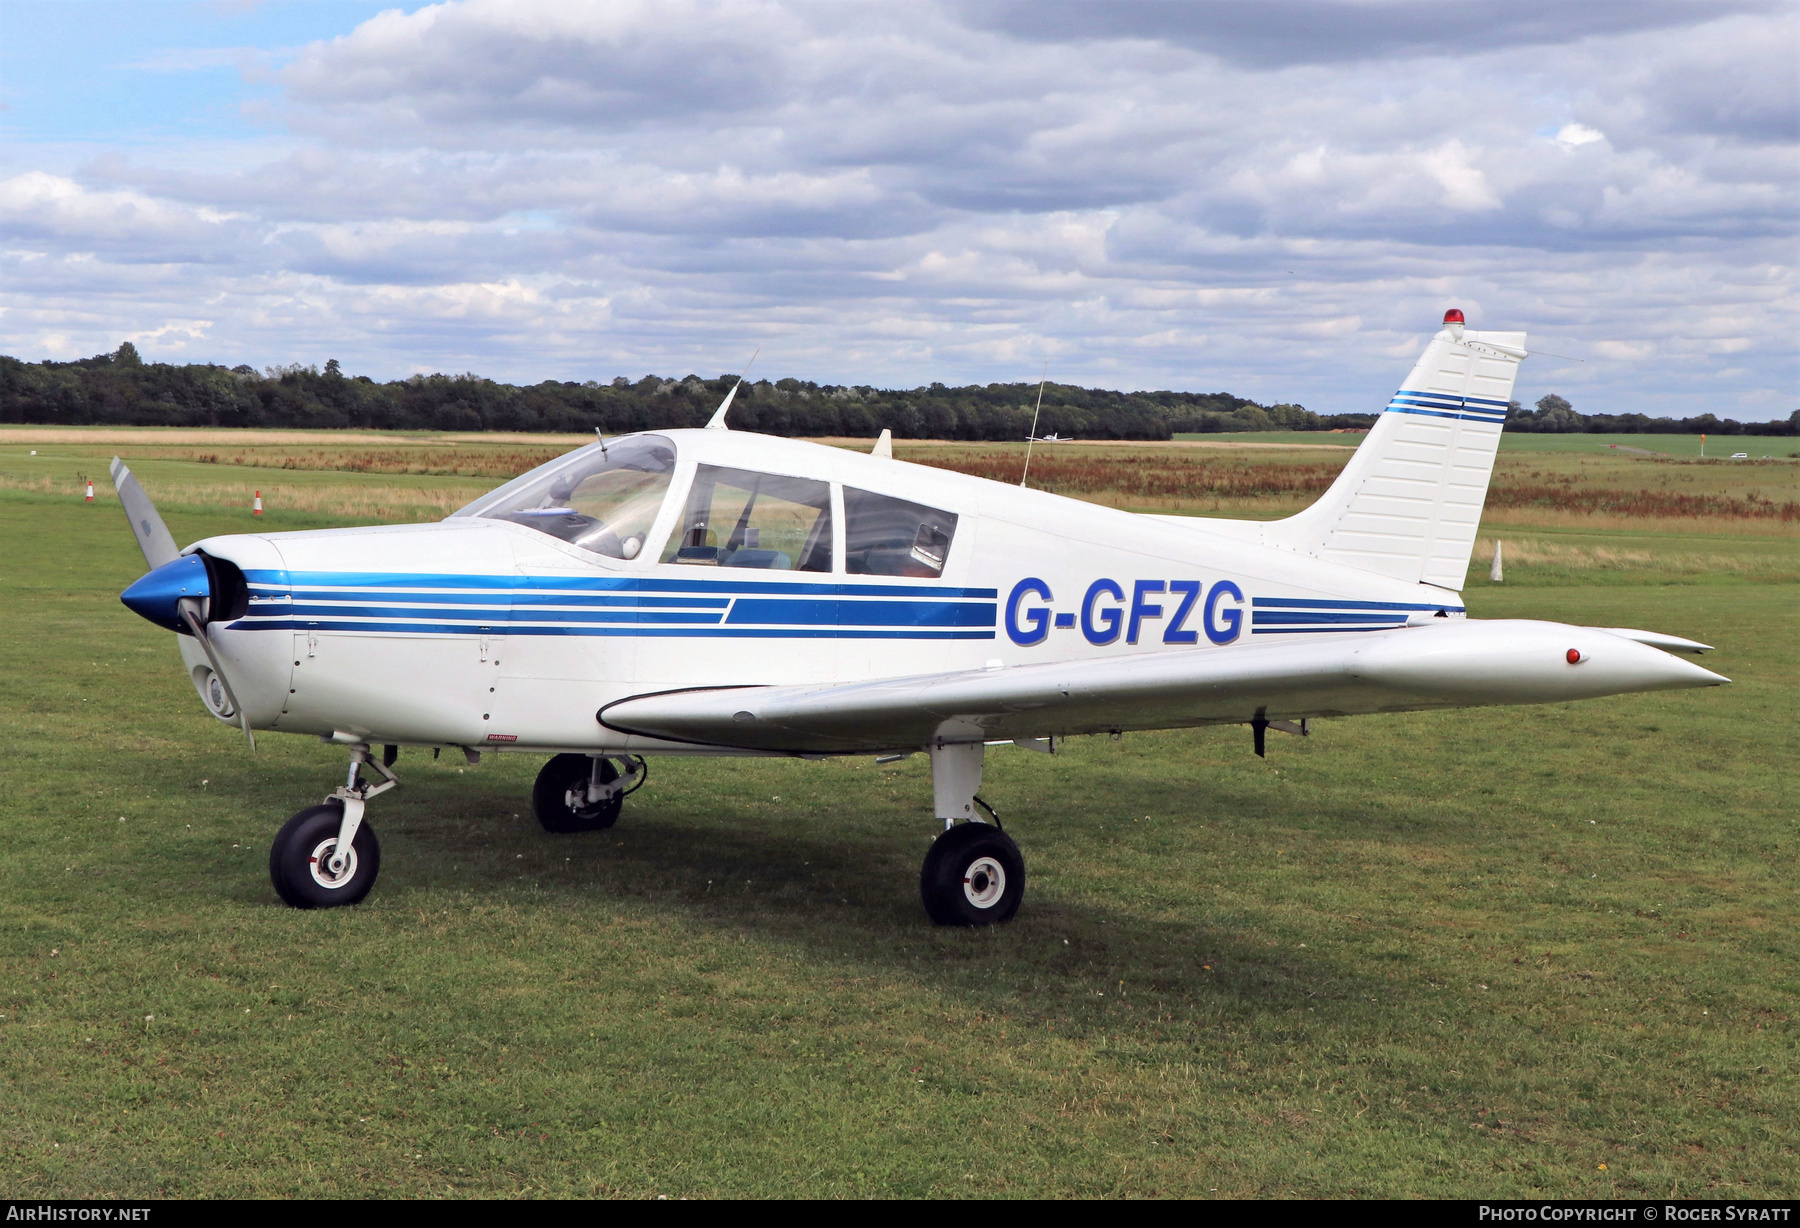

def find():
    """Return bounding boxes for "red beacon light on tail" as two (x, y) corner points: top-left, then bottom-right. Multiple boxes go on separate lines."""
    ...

(1443, 307), (1466, 339)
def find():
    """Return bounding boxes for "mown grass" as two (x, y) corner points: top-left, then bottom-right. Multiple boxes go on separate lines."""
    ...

(0, 438), (1795, 1198)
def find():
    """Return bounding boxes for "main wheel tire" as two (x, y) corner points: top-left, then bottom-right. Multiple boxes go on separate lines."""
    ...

(532, 754), (622, 833)
(920, 821), (1025, 926)
(268, 801), (380, 909)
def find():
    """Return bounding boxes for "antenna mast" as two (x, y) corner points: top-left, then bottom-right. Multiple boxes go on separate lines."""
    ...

(1020, 362), (1048, 488)
(706, 345), (762, 430)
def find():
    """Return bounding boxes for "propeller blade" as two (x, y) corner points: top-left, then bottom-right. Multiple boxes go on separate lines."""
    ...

(178, 597), (256, 752)
(110, 457), (179, 570)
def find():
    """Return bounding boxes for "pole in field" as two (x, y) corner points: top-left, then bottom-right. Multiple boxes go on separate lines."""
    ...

(253, 490), (263, 516)
(1489, 540), (1504, 583)
(1020, 361), (1049, 488)
(1700, 432), (1706, 458)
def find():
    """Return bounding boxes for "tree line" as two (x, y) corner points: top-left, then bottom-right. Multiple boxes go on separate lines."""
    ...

(2, 345), (1793, 439)
(1505, 393), (1797, 436)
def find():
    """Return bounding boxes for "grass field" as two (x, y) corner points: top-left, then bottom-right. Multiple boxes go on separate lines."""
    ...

(1, 431), (1795, 1198)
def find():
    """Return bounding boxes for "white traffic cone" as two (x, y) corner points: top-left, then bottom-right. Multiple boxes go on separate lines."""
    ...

(85, 480), (94, 503)
(252, 490), (263, 516)
(1489, 540), (1504, 583)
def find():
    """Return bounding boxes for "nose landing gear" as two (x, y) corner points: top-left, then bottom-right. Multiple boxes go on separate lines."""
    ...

(269, 743), (397, 909)
(269, 801), (381, 908)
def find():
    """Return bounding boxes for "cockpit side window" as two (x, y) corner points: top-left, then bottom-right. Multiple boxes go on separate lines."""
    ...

(661, 465), (833, 572)
(843, 488), (958, 578)
(470, 434), (675, 560)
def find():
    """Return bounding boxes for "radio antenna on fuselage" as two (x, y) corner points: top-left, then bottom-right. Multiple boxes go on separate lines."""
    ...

(706, 345), (763, 430)
(1020, 361), (1049, 488)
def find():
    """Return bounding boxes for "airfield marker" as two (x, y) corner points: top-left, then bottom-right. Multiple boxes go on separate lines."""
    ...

(85, 480), (94, 503)
(253, 490), (263, 516)
(1489, 540), (1503, 583)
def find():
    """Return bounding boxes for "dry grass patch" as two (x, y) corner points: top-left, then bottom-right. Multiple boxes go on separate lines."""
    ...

(0, 472), (487, 522)
(183, 447), (567, 480)
(1472, 537), (1787, 574)
(1486, 479), (1798, 522)
(910, 448), (1342, 503)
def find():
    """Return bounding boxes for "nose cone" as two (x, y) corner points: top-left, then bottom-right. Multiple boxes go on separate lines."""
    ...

(121, 554), (209, 633)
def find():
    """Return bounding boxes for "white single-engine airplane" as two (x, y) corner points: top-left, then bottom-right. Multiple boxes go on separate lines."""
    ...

(114, 310), (1726, 923)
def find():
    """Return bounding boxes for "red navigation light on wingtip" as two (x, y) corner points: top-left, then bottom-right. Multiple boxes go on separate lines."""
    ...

(1566, 648), (1583, 665)
(1444, 309), (1465, 325)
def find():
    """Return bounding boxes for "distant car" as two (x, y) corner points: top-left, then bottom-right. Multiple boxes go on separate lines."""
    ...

(1730, 452), (1748, 459)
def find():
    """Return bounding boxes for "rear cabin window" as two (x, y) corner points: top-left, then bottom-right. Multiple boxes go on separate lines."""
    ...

(662, 466), (833, 572)
(843, 488), (958, 578)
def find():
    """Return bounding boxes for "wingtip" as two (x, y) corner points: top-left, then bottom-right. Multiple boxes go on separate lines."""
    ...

(1595, 627), (1715, 655)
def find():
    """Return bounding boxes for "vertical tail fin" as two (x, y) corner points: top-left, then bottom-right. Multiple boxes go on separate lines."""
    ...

(1263, 311), (1526, 591)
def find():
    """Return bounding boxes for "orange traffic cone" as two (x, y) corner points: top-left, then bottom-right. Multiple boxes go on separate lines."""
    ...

(85, 480), (94, 503)
(253, 490), (263, 516)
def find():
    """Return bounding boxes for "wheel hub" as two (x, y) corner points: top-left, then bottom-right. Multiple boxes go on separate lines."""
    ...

(308, 838), (357, 888)
(963, 855), (1006, 909)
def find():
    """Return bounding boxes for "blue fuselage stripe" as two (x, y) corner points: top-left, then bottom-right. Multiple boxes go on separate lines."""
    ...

(234, 572), (1449, 643)
(1251, 625), (1399, 634)
(727, 599), (996, 628)
(287, 605), (726, 625)
(1253, 598), (1464, 612)
(235, 619), (992, 640)
(1252, 612), (1406, 625)
(249, 570), (998, 600)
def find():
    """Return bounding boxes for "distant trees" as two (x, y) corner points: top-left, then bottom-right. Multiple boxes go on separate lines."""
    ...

(1504, 393), (1795, 436)
(1527, 393), (1585, 432)
(2, 348), (1792, 438)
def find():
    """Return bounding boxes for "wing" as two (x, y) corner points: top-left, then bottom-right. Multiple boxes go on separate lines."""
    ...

(600, 620), (1727, 754)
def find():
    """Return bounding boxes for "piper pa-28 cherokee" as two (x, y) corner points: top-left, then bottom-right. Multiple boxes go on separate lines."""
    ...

(113, 310), (1726, 923)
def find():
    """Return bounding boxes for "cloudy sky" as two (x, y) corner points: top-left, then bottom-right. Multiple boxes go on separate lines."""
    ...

(1, 0), (1795, 416)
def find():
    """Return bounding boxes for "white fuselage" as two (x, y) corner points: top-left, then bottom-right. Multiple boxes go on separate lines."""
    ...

(180, 429), (1469, 755)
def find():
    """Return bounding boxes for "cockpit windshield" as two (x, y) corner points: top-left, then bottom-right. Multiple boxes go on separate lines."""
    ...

(457, 434), (676, 560)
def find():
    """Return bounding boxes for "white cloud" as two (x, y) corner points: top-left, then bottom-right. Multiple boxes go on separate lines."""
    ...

(1555, 123), (1606, 149)
(0, 0), (1793, 418)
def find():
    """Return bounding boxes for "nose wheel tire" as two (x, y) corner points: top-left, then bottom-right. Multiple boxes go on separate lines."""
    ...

(269, 801), (381, 909)
(532, 754), (622, 833)
(920, 822), (1025, 926)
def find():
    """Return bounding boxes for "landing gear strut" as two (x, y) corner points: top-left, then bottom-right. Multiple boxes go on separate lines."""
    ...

(269, 744), (396, 909)
(918, 741), (1025, 925)
(532, 753), (644, 833)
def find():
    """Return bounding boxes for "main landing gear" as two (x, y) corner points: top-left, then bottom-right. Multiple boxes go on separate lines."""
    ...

(531, 753), (645, 833)
(270, 743), (397, 909)
(265, 739), (1013, 924)
(919, 741), (1025, 926)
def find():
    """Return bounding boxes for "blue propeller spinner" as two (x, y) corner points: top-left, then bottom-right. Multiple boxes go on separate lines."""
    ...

(120, 553), (212, 634)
